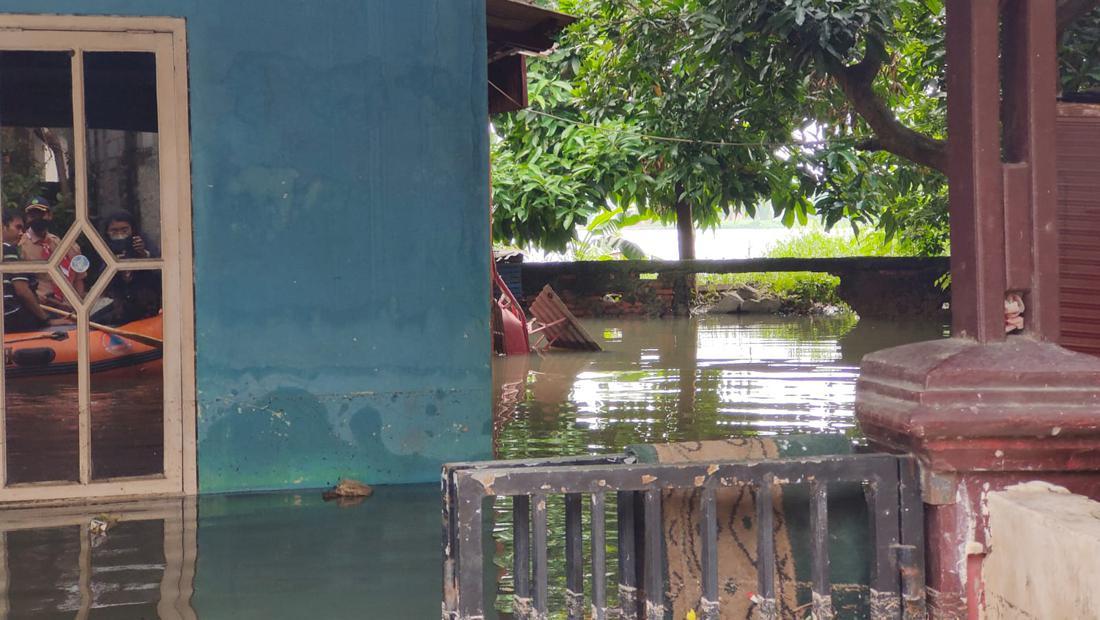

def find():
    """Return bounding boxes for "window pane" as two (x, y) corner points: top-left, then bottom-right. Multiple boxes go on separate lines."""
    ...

(5, 271), (80, 485)
(91, 269), (163, 480)
(1, 51), (80, 484)
(50, 231), (106, 305)
(84, 52), (161, 258)
(0, 51), (78, 260)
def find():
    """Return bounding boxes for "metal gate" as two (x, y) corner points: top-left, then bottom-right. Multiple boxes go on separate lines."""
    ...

(442, 452), (925, 619)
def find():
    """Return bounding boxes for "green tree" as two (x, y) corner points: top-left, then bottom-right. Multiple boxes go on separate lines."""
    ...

(494, 0), (1100, 256)
(1, 128), (45, 211)
(492, 1), (816, 257)
(491, 65), (649, 251)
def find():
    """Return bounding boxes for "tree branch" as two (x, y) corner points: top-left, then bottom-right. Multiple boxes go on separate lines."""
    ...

(826, 37), (949, 174)
(618, 4), (1100, 178)
(825, 0), (1100, 175)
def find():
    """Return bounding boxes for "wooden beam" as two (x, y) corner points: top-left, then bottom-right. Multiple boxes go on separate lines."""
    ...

(488, 54), (527, 115)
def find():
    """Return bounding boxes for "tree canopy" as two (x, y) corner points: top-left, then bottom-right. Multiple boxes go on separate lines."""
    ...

(493, 0), (1100, 255)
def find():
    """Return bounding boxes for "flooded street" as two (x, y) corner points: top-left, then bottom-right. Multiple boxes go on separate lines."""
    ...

(494, 315), (946, 460)
(0, 315), (945, 617)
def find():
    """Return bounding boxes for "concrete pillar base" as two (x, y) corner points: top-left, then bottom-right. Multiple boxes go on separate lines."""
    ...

(855, 336), (1100, 619)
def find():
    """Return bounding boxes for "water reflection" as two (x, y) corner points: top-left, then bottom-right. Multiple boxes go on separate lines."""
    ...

(0, 498), (196, 618)
(493, 315), (947, 460)
(0, 486), (447, 618)
(490, 314), (946, 616)
(0, 316), (949, 617)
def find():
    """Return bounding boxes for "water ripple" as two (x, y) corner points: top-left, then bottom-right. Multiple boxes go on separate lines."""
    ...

(493, 315), (942, 459)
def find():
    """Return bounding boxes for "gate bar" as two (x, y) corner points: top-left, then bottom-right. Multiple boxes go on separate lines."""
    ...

(532, 493), (548, 616)
(700, 486), (719, 620)
(756, 476), (778, 620)
(514, 495), (531, 617)
(810, 480), (834, 619)
(565, 493), (584, 620)
(617, 491), (638, 618)
(643, 489), (664, 620)
(591, 492), (608, 620)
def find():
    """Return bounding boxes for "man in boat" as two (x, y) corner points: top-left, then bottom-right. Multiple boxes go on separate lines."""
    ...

(19, 197), (85, 305)
(2, 210), (70, 332)
(93, 211), (161, 326)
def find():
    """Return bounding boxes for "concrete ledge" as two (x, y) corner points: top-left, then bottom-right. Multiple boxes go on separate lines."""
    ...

(984, 482), (1100, 618)
(519, 257), (950, 318)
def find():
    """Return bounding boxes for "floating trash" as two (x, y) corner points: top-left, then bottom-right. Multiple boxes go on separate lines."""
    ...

(322, 478), (374, 504)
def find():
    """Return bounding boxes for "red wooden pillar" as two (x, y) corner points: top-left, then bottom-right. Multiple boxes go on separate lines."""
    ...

(856, 1), (1100, 618)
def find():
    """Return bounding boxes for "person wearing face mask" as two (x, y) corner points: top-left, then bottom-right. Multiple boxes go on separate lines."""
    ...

(102, 211), (158, 259)
(2, 209), (69, 332)
(92, 212), (161, 326)
(19, 197), (85, 305)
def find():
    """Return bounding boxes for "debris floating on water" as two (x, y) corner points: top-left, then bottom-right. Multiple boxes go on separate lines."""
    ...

(322, 478), (374, 503)
(89, 513), (122, 547)
(89, 513), (120, 535)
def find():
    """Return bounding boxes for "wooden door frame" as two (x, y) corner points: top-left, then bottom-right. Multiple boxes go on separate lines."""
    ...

(0, 15), (196, 504)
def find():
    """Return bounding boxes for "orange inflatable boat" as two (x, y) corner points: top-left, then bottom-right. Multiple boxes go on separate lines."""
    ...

(4, 315), (162, 379)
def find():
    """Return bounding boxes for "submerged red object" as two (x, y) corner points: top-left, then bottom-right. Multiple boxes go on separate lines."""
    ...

(493, 264), (530, 356)
(490, 264), (600, 355)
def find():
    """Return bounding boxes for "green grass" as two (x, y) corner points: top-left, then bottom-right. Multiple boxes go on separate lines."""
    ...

(698, 228), (912, 311)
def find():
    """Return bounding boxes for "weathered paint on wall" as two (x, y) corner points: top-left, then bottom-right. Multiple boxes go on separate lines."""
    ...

(0, 1), (492, 492)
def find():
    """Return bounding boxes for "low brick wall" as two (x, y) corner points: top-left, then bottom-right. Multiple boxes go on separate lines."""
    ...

(518, 258), (950, 319)
(521, 273), (683, 317)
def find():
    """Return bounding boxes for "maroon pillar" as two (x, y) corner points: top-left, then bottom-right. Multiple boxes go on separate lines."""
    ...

(945, 0), (1004, 343)
(855, 1), (1100, 618)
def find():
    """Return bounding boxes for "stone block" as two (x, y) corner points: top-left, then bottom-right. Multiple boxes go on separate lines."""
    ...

(735, 284), (762, 301)
(984, 483), (1100, 619)
(708, 292), (743, 314)
(740, 297), (782, 314)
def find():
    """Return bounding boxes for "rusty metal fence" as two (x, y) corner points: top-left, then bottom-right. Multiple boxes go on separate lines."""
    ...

(442, 452), (925, 620)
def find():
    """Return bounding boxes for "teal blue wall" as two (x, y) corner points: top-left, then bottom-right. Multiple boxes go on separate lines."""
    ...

(0, 1), (492, 492)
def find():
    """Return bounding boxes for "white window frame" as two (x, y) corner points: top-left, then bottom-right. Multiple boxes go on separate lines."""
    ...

(0, 15), (196, 504)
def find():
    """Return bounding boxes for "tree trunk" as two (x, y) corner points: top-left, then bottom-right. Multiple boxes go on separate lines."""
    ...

(675, 186), (695, 260)
(672, 184), (695, 316)
(35, 127), (70, 199)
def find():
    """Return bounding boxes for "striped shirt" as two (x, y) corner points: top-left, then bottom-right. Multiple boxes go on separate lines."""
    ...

(3, 242), (34, 317)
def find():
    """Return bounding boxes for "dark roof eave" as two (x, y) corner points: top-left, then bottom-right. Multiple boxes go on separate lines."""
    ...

(486, 0), (576, 58)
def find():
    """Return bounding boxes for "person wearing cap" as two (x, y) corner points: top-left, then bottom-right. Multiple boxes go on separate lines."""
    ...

(19, 197), (85, 305)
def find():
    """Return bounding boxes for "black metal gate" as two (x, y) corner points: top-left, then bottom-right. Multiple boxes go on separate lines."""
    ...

(442, 452), (925, 620)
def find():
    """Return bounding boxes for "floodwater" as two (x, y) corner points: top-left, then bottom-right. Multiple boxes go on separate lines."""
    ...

(5, 369), (164, 485)
(0, 315), (945, 618)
